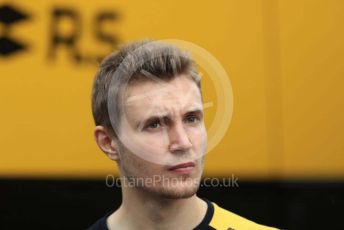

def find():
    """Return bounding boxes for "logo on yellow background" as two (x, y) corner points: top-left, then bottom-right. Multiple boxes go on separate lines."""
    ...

(0, 4), (30, 56)
(0, 3), (120, 62)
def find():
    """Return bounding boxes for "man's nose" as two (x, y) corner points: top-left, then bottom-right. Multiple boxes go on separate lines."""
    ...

(168, 122), (192, 153)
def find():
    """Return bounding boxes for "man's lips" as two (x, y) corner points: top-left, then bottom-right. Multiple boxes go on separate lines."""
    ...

(168, 162), (195, 171)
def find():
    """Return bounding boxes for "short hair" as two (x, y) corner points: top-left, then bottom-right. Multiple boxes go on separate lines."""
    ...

(91, 40), (201, 139)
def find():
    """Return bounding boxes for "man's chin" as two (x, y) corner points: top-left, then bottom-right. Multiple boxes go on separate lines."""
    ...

(145, 181), (200, 199)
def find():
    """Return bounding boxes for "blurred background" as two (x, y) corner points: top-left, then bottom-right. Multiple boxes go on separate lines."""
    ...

(1, 0), (343, 229)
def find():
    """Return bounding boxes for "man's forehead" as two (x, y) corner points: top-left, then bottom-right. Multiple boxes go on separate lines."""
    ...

(124, 75), (201, 106)
(121, 77), (202, 119)
(125, 91), (202, 113)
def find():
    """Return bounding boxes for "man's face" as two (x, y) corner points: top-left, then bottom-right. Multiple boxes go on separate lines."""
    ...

(115, 74), (207, 199)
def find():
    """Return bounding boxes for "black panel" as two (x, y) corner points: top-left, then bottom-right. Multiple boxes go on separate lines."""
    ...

(1, 178), (343, 230)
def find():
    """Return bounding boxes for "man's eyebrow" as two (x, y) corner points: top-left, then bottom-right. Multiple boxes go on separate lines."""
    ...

(184, 109), (204, 117)
(135, 105), (203, 122)
(136, 112), (170, 129)
(145, 109), (204, 124)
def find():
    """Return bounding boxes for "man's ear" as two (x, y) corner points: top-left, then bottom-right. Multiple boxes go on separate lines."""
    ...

(94, 126), (120, 161)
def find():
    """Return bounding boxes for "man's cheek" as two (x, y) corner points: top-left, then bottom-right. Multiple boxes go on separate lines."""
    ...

(191, 129), (207, 150)
(131, 139), (169, 164)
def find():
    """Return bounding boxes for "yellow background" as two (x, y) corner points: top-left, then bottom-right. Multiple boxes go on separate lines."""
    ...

(0, 0), (343, 179)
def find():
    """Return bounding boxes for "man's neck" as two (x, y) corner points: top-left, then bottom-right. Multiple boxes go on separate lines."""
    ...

(107, 187), (207, 230)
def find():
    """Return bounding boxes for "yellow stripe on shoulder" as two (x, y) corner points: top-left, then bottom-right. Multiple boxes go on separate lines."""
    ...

(209, 202), (279, 230)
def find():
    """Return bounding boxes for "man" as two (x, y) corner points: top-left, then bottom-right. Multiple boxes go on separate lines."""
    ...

(88, 40), (278, 229)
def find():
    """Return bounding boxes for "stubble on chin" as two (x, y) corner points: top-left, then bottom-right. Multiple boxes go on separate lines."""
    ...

(119, 145), (205, 199)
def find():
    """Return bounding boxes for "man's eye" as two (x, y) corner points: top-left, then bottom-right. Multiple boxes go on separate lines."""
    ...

(185, 115), (199, 123)
(146, 121), (161, 129)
